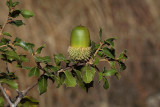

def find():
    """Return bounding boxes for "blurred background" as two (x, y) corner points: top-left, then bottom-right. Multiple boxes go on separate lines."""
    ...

(0, 0), (160, 107)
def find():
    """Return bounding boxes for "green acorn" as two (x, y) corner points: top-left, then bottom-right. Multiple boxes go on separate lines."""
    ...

(68, 26), (91, 60)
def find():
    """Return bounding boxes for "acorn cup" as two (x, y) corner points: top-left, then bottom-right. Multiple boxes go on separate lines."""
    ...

(68, 26), (91, 61)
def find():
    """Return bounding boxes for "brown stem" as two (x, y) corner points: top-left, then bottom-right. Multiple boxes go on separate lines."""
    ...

(0, 16), (9, 36)
(0, 83), (14, 107)
(14, 82), (37, 106)
(94, 42), (103, 57)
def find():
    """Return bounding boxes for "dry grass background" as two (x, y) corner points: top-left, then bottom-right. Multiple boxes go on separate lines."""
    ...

(0, 0), (160, 107)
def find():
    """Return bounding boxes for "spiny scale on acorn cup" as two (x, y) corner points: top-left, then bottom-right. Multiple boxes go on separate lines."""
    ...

(68, 25), (91, 61)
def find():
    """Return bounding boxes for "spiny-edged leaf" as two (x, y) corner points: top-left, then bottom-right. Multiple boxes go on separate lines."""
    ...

(35, 45), (45, 54)
(118, 61), (126, 71)
(12, 1), (19, 7)
(99, 27), (102, 42)
(98, 72), (103, 81)
(0, 97), (4, 107)
(93, 57), (100, 65)
(3, 32), (12, 37)
(9, 20), (24, 27)
(115, 72), (121, 80)
(46, 65), (60, 73)
(104, 37), (116, 46)
(0, 38), (10, 46)
(103, 69), (117, 76)
(64, 70), (76, 87)
(34, 56), (51, 63)
(102, 47), (115, 58)
(118, 49), (128, 60)
(13, 37), (34, 54)
(54, 53), (67, 66)
(28, 67), (40, 77)
(21, 10), (34, 18)
(75, 70), (86, 91)
(19, 55), (29, 62)
(38, 75), (48, 95)
(103, 77), (109, 89)
(18, 96), (39, 107)
(9, 10), (21, 18)
(82, 66), (96, 83)
(0, 79), (18, 89)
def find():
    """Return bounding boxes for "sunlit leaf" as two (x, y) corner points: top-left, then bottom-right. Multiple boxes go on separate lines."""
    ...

(64, 70), (76, 87)
(82, 66), (96, 83)
(21, 10), (34, 18)
(0, 79), (18, 89)
(3, 32), (12, 37)
(103, 69), (117, 76)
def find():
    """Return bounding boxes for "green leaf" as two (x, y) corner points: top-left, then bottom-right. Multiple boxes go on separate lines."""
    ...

(54, 53), (67, 66)
(28, 67), (40, 77)
(22, 66), (31, 70)
(118, 61), (126, 71)
(3, 32), (12, 37)
(93, 57), (100, 65)
(21, 10), (34, 18)
(104, 38), (116, 46)
(34, 56), (51, 63)
(0, 97), (4, 107)
(9, 10), (21, 18)
(118, 50), (128, 60)
(54, 75), (64, 88)
(38, 75), (48, 95)
(103, 77), (109, 89)
(102, 47), (115, 58)
(115, 72), (121, 80)
(103, 69), (117, 76)
(5, 50), (19, 61)
(13, 37), (35, 54)
(35, 45), (45, 54)
(0, 38), (10, 46)
(12, 1), (19, 7)
(75, 70), (86, 90)
(64, 70), (76, 87)
(9, 20), (24, 27)
(46, 65), (60, 73)
(0, 72), (17, 80)
(109, 61), (116, 69)
(99, 27), (102, 42)
(18, 96), (39, 107)
(97, 50), (104, 57)
(91, 41), (96, 53)
(82, 66), (96, 83)
(19, 55), (29, 62)
(98, 72), (103, 81)
(6, 0), (12, 9)
(0, 79), (18, 89)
